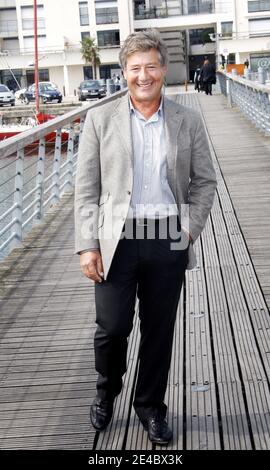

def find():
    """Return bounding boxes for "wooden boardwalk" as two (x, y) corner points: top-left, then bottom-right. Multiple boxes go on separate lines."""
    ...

(0, 92), (269, 450)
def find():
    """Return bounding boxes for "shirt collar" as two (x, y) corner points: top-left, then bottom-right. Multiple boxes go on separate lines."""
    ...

(129, 94), (164, 119)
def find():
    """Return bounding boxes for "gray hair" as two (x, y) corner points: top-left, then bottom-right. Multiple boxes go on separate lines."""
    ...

(119, 29), (168, 69)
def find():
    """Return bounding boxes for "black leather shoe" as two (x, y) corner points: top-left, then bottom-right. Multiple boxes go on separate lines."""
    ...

(90, 397), (114, 431)
(142, 411), (172, 445)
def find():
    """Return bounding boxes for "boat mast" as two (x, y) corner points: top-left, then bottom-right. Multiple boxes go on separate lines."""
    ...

(34, 0), (39, 114)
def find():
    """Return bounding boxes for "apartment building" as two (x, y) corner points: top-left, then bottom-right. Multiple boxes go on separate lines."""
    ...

(0, 1), (269, 94)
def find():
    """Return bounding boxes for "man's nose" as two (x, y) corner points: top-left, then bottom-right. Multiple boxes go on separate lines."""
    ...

(138, 67), (148, 80)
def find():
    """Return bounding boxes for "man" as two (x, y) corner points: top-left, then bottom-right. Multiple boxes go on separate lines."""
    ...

(200, 59), (216, 96)
(75, 29), (216, 445)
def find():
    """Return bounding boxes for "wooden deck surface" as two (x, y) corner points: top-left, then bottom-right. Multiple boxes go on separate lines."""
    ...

(0, 92), (269, 450)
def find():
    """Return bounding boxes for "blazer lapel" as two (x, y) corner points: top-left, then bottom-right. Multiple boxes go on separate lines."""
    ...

(112, 93), (133, 166)
(164, 97), (184, 170)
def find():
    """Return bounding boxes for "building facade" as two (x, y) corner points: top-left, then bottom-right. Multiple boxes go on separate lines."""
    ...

(0, 0), (269, 94)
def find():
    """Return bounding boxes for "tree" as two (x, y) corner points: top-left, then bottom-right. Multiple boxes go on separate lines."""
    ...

(81, 36), (101, 79)
(201, 29), (214, 45)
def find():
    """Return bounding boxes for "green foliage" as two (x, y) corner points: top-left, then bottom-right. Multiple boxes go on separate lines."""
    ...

(201, 29), (213, 44)
(81, 36), (101, 79)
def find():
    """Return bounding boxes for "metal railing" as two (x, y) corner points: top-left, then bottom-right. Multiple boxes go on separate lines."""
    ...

(133, 0), (214, 20)
(218, 71), (270, 136)
(0, 89), (127, 261)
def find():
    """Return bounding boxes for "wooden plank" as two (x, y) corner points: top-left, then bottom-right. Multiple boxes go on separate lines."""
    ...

(0, 91), (269, 451)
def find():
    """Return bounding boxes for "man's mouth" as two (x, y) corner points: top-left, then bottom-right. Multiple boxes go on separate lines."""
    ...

(137, 82), (153, 88)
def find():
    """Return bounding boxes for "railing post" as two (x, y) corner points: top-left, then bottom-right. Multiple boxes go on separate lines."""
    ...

(78, 117), (85, 146)
(65, 122), (75, 193)
(258, 67), (266, 85)
(226, 76), (232, 108)
(106, 78), (115, 96)
(51, 128), (62, 205)
(119, 78), (127, 90)
(11, 149), (24, 250)
(34, 137), (45, 223)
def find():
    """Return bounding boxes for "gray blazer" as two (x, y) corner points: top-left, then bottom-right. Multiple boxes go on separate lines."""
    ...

(75, 92), (217, 279)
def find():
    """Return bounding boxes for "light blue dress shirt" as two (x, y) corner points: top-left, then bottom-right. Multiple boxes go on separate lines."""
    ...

(128, 96), (178, 219)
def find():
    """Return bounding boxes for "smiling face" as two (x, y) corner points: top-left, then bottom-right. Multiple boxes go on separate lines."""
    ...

(123, 48), (167, 105)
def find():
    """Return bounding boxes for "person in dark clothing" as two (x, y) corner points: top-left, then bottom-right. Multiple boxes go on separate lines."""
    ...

(194, 67), (201, 92)
(200, 59), (216, 96)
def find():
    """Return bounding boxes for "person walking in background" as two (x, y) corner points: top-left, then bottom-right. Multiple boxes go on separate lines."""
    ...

(194, 67), (201, 92)
(75, 29), (216, 446)
(200, 59), (216, 95)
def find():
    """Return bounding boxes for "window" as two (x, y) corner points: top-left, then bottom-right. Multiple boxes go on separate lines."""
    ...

(0, 69), (22, 91)
(23, 35), (46, 51)
(0, 7), (18, 34)
(249, 17), (270, 36)
(100, 64), (120, 80)
(248, 1), (270, 12)
(81, 31), (90, 41)
(21, 5), (45, 30)
(96, 7), (118, 24)
(26, 68), (49, 86)
(221, 21), (233, 38)
(188, 0), (214, 14)
(2, 37), (19, 52)
(79, 1), (89, 26)
(83, 66), (93, 80)
(189, 28), (214, 45)
(97, 30), (120, 47)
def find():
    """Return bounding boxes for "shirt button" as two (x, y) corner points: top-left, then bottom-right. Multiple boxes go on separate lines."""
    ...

(127, 191), (131, 195)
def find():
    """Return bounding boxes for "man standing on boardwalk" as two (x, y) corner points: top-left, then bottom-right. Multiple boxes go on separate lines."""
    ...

(75, 29), (216, 445)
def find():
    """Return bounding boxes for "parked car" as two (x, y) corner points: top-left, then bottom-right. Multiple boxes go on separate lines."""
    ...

(0, 84), (15, 107)
(78, 80), (106, 101)
(24, 82), (62, 104)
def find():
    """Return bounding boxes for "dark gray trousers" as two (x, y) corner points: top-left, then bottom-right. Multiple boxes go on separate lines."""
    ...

(94, 217), (189, 420)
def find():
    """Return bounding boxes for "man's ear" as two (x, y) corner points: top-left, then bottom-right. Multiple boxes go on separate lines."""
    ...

(123, 69), (127, 80)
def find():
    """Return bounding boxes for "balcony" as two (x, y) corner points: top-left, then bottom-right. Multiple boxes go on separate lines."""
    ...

(133, 1), (215, 20)
(248, 0), (270, 13)
(21, 18), (46, 31)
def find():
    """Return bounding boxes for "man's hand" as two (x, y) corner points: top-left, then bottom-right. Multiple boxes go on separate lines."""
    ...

(80, 250), (104, 283)
(182, 228), (193, 244)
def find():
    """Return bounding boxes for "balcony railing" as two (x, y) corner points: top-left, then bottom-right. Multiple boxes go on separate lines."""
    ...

(0, 20), (18, 35)
(21, 18), (46, 30)
(248, 0), (270, 13)
(96, 11), (119, 25)
(134, 1), (214, 20)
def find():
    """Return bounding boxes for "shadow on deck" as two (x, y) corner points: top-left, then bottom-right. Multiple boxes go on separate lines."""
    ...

(0, 93), (269, 450)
